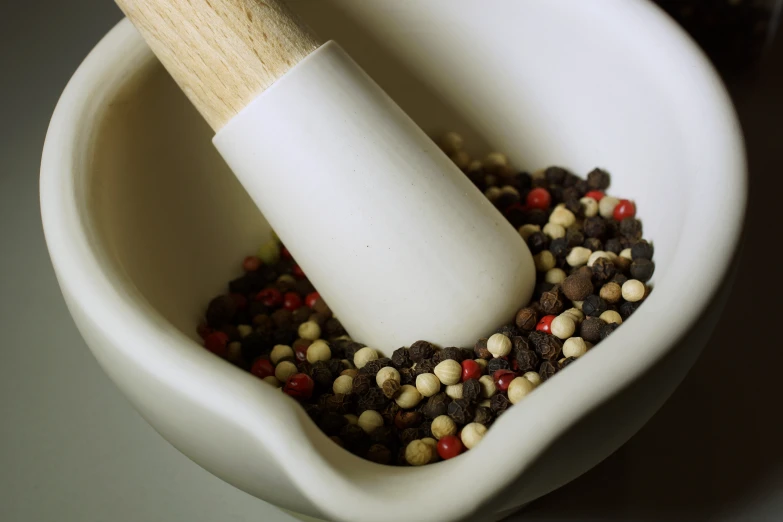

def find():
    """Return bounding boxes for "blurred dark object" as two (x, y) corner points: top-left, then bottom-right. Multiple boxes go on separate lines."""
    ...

(652, 0), (782, 75)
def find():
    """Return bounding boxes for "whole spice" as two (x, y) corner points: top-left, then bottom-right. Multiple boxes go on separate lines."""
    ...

(580, 316), (605, 343)
(631, 239), (654, 260)
(434, 359), (462, 386)
(382, 379), (401, 399)
(352, 374), (372, 395)
(478, 375), (497, 398)
(600, 310), (623, 325)
(353, 347), (379, 369)
(391, 347), (412, 369)
(447, 399), (475, 425)
(375, 366), (401, 387)
(563, 337), (588, 358)
(405, 440), (434, 466)
(415, 373), (441, 397)
(409, 340), (435, 362)
(561, 274), (593, 301)
(599, 282), (622, 304)
(461, 422), (487, 449)
(550, 315), (576, 339)
(515, 308), (538, 331)
(630, 258), (655, 282)
(394, 410), (423, 431)
(522, 371), (542, 387)
(306, 340), (331, 364)
(358, 387), (389, 413)
(332, 375), (354, 395)
(508, 377), (535, 404)
(462, 379), (482, 403)
(582, 295), (608, 317)
(487, 333), (512, 357)
(395, 385), (423, 409)
(490, 393), (511, 415)
(431, 415), (458, 440)
(539, 361), (557, 381)
(437, 435), (464, 460)
(422, 393), (450, 419)
(540, 289), (565, 315)
(366, 444), (391, 465)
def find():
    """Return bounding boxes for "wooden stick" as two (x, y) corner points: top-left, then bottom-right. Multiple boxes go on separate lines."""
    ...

(115, 0), (321, 131)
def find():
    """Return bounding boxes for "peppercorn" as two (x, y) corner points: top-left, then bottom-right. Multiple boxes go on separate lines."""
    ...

(612, 273), (629, 286)
(447, 399), (475, 425)
(358, 387), (389, 413)
(365, 444), (391, 464)
(353, 347), (378, 369)
(619, 300), (641, 319)
(490, 393), (511, 415)
(413, 358), (436, 377)
(382, 379), (401, 399)
(564, 227), (584, 248)
(370, 424), (397, 447)
(539, 289), (565, 315)
(604, 237), (622, 254)
(527, 231), (549, 254)
(630, 258), (655, 282)
(600, 322), (620, 340)
(550, 315), (576, 339)
(619, 217), (643, 239)
(583, 237), (603, 252)
(325, 393), (355, 415)
(582, 216), (606, 239)
(487, 358), (510, 374)
(422, 393), (450, 419)
(391, 347), (411, 369)
(319, 412), (348, 436)
(351, 374), (372, 396)
(399, 367), (415, 386)
(310, 363), (334, 389)
(599, 282), (622, 304)
(591, 257), (617, 284)
(399, 428), (420, 447)
(566, 246), (592, 267)
(436, 347), (461, 363)
(582, 295), (608, 317)
(409, 340), (435, 362)
(205, 295), (237, 328)
(587, 168), (611, 190)
(241, 331), (273, 361)
(529, 331), (562, 361)
(631, 239), (654, 260)
(462, 379), (482, 404)
(579, 316), (605, 343)
(539, 360), (557, 381)
(361, 357), (393, 377)
(514, 348), (539, 373)
(558, 357), (577, 370)
(561, 274), (593, 302)
(394, 410), (423, 430)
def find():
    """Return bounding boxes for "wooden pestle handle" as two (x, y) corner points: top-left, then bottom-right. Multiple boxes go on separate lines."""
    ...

(115, 0), (321, 131)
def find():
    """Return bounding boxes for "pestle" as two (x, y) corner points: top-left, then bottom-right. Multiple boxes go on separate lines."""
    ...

(115, 0), (535, 351)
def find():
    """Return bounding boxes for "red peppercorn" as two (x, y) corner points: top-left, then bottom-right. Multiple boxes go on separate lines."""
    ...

(250, 358), (275, 379)
(294, 341), (311, 362)
(284, 373), (314, 400)
(231, 293), (248, 310)
(493, 370), (516, 391)
(292, 265), (306, 280)
(204, 331), (229, 357)
(526, 188), (551, 210)
(281, 246), (293, 260)
(511, 358), (520, 372)
(283, 292), (303, 311)
(196, 322), (212, 340)
(242, 256), (262, 272)
(305, 292), (321, 308)
(584, 190), (605, 202)
(613, 199), (636, 221)
(461, 359), (482, 382)
(437, 435), (464, 460)
(504, 202), (525, 215)
(255, 288), (282, 307)
(536, 315), (556, 333)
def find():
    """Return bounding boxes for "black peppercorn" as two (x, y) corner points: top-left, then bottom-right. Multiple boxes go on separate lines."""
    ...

(366, 444), (392, 465)
(631, 239), (654, 260)
(205, 295), (237, 328)
(319, 412), (347, 436)
(539, 361), (557, 382)
(309, 312), (330, 327)
(515, 349), (539, 372)
(413, 358), (436, 377)
(612, 273), (629, 285)
(487, 358), (510, 373)
(630, 258), (655, 282)
(600, 322), (620, 340)
(352, 374), (372, 395)
(357, 388), (389, 413)
(527, 231), (549, 254)
(545, 166), (568, 185)
(525, 209), (549, 227)
(604, 238), (623, 254)
(323, 318), (346, 339)
(391, 347), (411, 369)
(587, 168), (611, 190)
(447, 399), (475, 425)
(418, 420), (433, 439)
(310, 362), (334, 389)
(583, 216), (607, 239)
(440, 347), (464, 362)
(370, 425), (397, 447)
(580, 316), (606, 343)
(473, 406), (494, 427)
(490, 394), (511, 415)
(549, 237), (569, 258)
(240, 331), (273, 361)
(303, 403), (322, 422)
(380, 402), (401, 426)
(229, 272), (264, 296)
(514, 308), (538, 331)
(360, 357), (393, 377)
(399, 368), (415, 386)
(326, 393), (355, 415)
(564, 197), (582, 216)
(565, 227), (585, 248)
(582, 295), (608, 317)
(619, 217), (643, 239)
(272, 327), (295, 347)
(558, 357), (577, 370)
(270, 308), (292, 329)
(399, 428), (420, 447)
(472, 338), (491, 359)
(619, 300), (641, 319)
(583, 237), (603, 251)
(494, 324), (521, 338)
(291, 306), (312, 325)
(561, 274), (593, 302)
(340, 424), (367, 448)
(422, 393), (450, 419)
(409, 340), (435, 362)
(462, 379), (482, 404)
(294, 279), (316, 297)
(540, 289), (565, 315)
(394, 410), (423, 430)
(529, 332), (562, 361)
(591, 258), (617, 284)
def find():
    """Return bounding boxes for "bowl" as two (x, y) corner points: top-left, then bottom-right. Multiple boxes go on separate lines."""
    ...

(40, 1), (746, 521)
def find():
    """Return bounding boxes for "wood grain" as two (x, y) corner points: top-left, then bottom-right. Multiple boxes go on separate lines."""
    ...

(115, 0), (321, 131)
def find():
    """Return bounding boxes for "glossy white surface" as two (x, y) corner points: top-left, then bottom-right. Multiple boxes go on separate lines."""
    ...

(213, 41), (534, 351)
(39, 1), (746, 521)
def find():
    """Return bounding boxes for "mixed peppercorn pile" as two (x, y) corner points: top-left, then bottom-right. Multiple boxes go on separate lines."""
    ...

(197, 132), (655, 467)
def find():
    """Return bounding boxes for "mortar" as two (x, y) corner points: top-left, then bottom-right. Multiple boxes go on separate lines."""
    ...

(40, 2), (746, 521)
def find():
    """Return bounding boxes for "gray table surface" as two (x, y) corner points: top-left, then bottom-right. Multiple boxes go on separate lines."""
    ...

(2, 2), (781, 521)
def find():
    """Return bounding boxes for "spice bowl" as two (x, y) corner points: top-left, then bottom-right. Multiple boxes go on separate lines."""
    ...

(40, 1), (746, 521)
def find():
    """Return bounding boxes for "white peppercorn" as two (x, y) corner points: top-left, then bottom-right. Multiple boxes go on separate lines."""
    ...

(353, 347), (379, 369)
(467, 160), (483, 173)
(563, 337), (588, 358)
(274, 361), (298, 383)
(545, 268), (567, 284)
(563, 307), (584, 323)
(344, 414), (358, 425)
(580, 196), (599, 217)
(434, 359), (462, 386)
(431, 415), (458, 440)
(461, 422), (487, 449)
(566, 246), (592, 267)
(415, 373), (441, 397)
(358, 410), (384, 433)
(587, 251), (611, 267)
(450, 150), (471, 170)
(262, 376), (281, 387)
(599, 196), (620, 218)
(474, 359), (488, 371)
(395, 385), (423, 409)
(518, 224), (541, 240)
(445, 383), (464, 400)
(549, 207), (576, 227)
(298, 320), (321, 341)
(543, 223), (566, 239)
(620, 248), (633, 261)
(439, 131), (463, 155)
(237, 324), (253, 338)
(306, 340), (331, 364)
(534, 250), (556, 272)
(270, 344), (294, 365)
(484, 186), (502, 201)
(572, 300), (584, 310)
(551, 315), (576, 339)
(485, 151), (508, 168)
(478, 375), (497, 398)
(333, 374), (354, 395)
(405, 440), (434, 466)
(487, 333), (512, 357)
(622, 279), (646, 302)
(508, 377), (535, 404)
(600, 310), (623, 324)
(376, 366), (401, 387)
(478, 399), (491, 408)
(522, 371), (542, 387)
(420, 438), (439, 462)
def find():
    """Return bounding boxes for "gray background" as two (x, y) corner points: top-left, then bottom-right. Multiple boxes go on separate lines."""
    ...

(1, 1), (781, 521)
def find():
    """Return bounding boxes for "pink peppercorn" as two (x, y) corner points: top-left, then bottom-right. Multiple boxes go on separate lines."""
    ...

(251, 358), (275, 379)
(461, 359), (482, 382)
(493, 370), (516, 392)
(584, 190), (605, 202)
(284, 373), (314, 400)
(204, 331), (229, 357)
(231, 293), (247, 310)
(526, 188), (551, 210)
(613, 199), (636, 221)
(283, 292), (303, 311)
(242, 256), (262, 272)
(292, 265), (306, 279)
(281, 246), (293, 260)
(305, 292), (320, 308)
(437, 435), (464, 460)
(256, 288), (282, 307)
(536, 315), (556, 333)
